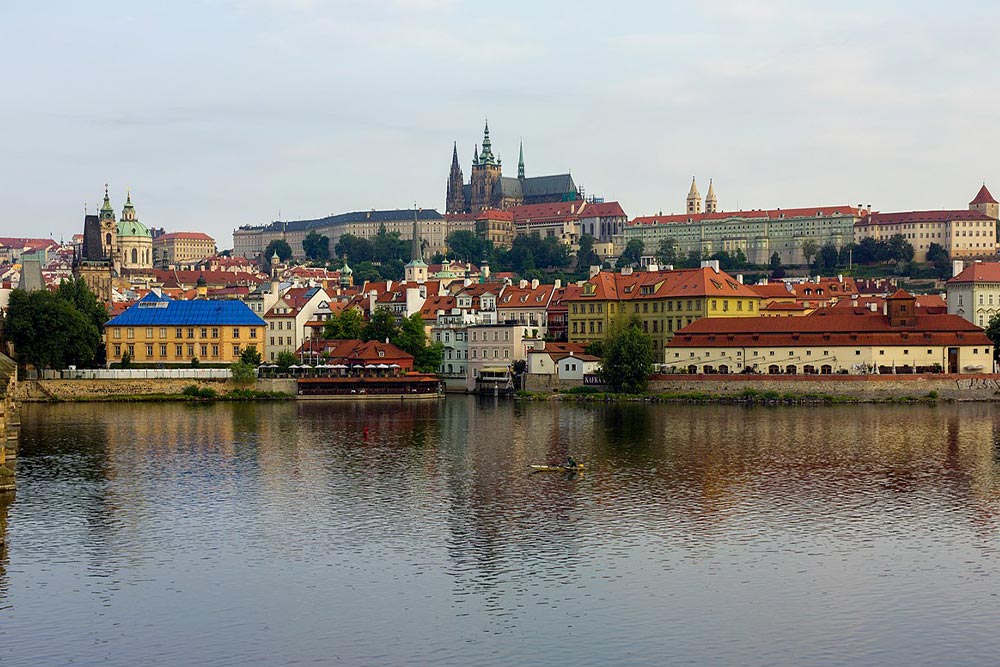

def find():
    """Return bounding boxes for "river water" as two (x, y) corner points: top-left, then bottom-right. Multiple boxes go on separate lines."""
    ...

(3, 399), (1000, 666)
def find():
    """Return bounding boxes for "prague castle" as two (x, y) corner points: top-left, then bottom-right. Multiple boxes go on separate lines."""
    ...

(446, 121), (579, 214)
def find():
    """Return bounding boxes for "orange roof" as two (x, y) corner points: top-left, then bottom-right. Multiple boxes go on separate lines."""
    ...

(510, 201), (587, 223)
(630, 205), (862, 227)
(419, 294), (457, 320)
(570, 267), (760, 302)
(155, 232), (215, 242)
(497, 284), (556, 309)
(948, 262), (1000, 284)
(859, 210), (992, 225)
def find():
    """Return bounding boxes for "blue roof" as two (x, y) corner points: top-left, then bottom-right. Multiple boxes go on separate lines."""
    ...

(107, 293), (265, 327)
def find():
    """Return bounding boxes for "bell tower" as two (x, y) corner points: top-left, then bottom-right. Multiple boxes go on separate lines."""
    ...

(99, 184), (118, 262)
(686, 177), (702, 215)
(470, 121), (502, 212)
(705, 179), (718, 213)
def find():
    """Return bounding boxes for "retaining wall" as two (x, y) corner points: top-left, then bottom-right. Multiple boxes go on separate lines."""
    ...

(18, 378), (240, 402)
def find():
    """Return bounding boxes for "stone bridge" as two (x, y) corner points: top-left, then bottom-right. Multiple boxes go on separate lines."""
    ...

(0, 353), (18, 551)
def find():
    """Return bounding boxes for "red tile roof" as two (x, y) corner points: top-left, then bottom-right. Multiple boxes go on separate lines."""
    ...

(970, 185), (998, 206)
(630, 205), (862, 227)
(570, 267), (760, 302)
(497, 284), (556, 309)
(510, 201), (588, 223)
(155, 232), (215, 242)
(948, 262), (1000, 284)
(578, 201), (627, 218)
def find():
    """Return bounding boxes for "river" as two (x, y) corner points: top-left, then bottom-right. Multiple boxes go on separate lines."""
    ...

(3, 399), (1000, 666)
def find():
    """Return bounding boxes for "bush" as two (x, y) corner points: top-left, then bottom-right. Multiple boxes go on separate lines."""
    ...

(230, 362), (257, 383)
(182, 384), (217, 399)
(565, 385), (601, 394)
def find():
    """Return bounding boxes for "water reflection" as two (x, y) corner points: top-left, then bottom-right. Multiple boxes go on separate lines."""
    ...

(4, 400), (1000, 666)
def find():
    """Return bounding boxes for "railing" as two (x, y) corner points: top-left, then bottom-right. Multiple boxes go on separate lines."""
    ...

(39, 368), (232, 380)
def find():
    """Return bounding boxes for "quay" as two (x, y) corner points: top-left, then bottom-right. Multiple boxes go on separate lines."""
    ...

(0, 353), (18, 552)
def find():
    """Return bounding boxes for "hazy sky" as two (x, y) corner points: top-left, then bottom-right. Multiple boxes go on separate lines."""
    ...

(2, 0), (997, 248)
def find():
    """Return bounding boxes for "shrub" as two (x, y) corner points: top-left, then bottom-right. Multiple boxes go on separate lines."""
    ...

(230, 362), (257, 383)
(182, 384), (217, 399)
(565, 385), (601, 395)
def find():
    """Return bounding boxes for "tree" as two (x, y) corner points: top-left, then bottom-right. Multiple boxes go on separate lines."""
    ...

(230, 362), (257, 383)
(927, 242), (951, 280)
(5, 288), (102, 369)
(334, 234), (374, 263)
(769, 252), (785, 280)
(372, 227), (409, 264)
(617, 239), (644, 268)
(352, 261), (383, 283)
(362, 307), (399, 343)
(681, 249), (702, 269)
(887, 234), (914, 263)
(393, 313), (442, 373)
(323, 308), (365, 340)
(815, 243), (840, 271)
(986, 313), (1000, 366)
(446, 230), (491, 263)
(302, 231), (330, 261)
(597, 315), (654, 394)
(120, 350), (132, 368)
(263, 239), (292, 264)
(655, 238), (678, 267)
(275, 350), (297, 371)
(800, 239), (819, 267)
(576, 234), (600, 278)
(240, 346), (262, 366)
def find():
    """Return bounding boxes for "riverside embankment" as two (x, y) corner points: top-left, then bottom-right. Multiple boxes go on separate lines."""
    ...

(17, 378), (297, 402)
(526, 373), (1000, 402)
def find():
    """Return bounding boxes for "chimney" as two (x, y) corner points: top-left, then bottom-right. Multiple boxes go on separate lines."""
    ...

(952, 260), (965, 277)
(663, 264), (674, 271)
(646, 263), (659, 272)
(870, 302), (878, 312)
(589, 265), (601, 278)
(736, 274), (744, 284)
(531, 279), (539, 289)
(621, 266), (633, 276)
(553, 279), (562, 289)
(519, 279), (528, 289)
(481, 264), (490, 279)
(700, 260), (720, 273)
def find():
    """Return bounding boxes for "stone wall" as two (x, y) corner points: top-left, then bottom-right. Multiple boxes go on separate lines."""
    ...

(527, 372), (1000, 401)
(0, 353), (18, 550)
(19, 378), (239, 402)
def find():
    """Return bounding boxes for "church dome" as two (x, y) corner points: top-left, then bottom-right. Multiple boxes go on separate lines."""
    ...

(117, 219), (151, 238)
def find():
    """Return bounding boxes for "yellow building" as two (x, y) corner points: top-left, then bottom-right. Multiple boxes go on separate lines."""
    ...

(152, 232), (217, 268)
(567, 264), (762, 357)
(104, 293), (265, 366)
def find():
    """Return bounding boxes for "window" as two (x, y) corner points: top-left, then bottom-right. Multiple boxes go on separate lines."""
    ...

(113, 329), (121, 339)
(187, 328), (195, 339)
(126, 328), (134, 339)
(201, 345), (208, 357)
(160, 344), (167, 357)
(233, 328), (240, 339)
(176, 328), (183, 338)
(212, 345), (219, 357)
(114, 345), (121, 357)
(145, 344), (153, 357)
(176, 344), (183, 356)
(250, 329), (257, 339)
(159, 328), (167, 339)
(212, 328), (219, 339)
(146, 328), (154, 339)
(201, 328), (208, 338)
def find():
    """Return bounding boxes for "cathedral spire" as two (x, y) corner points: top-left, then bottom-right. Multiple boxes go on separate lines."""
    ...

(479, 119), (496, 165)
(446, 142), (466, 214)
(473, 144), (479, 167)
(451, 142), (460, 170)
(517, 139), (525, 180)
(100, 183), (115, 220)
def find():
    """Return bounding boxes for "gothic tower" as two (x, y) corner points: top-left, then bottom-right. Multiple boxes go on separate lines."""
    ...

(446, 142), (466, 214)
(470, 121), (502, 212)
(99, 184), (118, 262)
(518, 140), (525, 181)
(705, 179), (718, 213)
(686, 177), (702, 215)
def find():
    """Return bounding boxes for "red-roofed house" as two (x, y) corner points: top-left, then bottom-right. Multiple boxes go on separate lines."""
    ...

(264, 286), (330, 361)
(666, 290), (992, 374)
(946, 260), (1000, 326)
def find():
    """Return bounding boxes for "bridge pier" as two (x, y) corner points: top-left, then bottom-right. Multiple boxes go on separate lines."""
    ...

(0, 354), (18, 551)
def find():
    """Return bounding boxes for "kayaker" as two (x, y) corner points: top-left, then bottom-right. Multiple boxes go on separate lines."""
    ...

(565, 455), (578, 469)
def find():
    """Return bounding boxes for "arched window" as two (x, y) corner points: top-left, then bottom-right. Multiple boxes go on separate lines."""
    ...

(131, 248), (138, 264)
(105, 233), (112, 247)
(768, 365), (780, 374)
(785, 365), (797, 375)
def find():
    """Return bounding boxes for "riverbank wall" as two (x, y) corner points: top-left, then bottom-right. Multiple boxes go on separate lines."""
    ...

(0, 354), (18, 551)
(526, 373), (1000, 401)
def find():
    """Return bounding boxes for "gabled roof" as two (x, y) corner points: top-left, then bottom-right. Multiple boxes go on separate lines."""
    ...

(948, 262), (1000, 284)
(570, 267), (761, 302)
(154, 232), (215, 242)
(510, 200), (587, 223)
(497, 284), (556, 309)
(106, 292), (265, 327)
(577, 201), (627, 219)
(970, 185), (998, 206)
(521, 174), (577, 197)
(630, 205), (862, 227)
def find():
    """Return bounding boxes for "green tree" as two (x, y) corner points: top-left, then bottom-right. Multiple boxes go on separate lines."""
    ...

(927, 242), (951, 279)
(362, 307), (399, 343)
(617, 239), (645, 268)
(230, 361), (257, 383)
(680, 249), (702, 269)
(275, 350), (297, 371)
(887, 234), (914, 263)
(5, 288), (102, 369)
(120, 350), (132, 368)
(334, 234), (374, 263)
(323, 308), (365, 340)
(814, 243), (840, 271)
(576, 234), (600, 278)
(655, 238), (678, 267)
(446, 230), (492, 263)
(263, 239), (293, 265)
(393, 313), (442, 373)
(986, 313), (1000, 366)
(352, 261), (383, 283)
(302, 231), (330, 261)
(597, 315), (654, 394)
(239, 346), (262, 366)
(800, 239), (819, 267)
(769, 252), (785, 280)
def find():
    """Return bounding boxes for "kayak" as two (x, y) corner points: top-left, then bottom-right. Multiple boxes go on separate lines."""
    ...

(530, 464), (586, 472)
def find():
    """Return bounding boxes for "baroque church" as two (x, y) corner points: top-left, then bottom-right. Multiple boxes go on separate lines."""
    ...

(73, 185), (154, 301)
(446, 122), (579, 214)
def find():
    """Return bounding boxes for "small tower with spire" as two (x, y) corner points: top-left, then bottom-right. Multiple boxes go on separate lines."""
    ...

(517, 140), (525, 181)
(404, 207), (428, 283)
(686, 177), (702, 215)
(704, 179), (718, 214)
(99, 183), (118, 261)
(446, 142), (466, 214)
(969, 183), (999, 221)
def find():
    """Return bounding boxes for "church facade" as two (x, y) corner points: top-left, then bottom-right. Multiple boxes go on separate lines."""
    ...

(446, 122), (579, 214)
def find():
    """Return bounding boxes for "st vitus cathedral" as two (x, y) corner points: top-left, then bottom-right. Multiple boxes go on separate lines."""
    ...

(446, 121), (579, 214)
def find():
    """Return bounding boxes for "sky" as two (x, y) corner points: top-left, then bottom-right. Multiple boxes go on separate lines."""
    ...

(1, 0), (998, 249)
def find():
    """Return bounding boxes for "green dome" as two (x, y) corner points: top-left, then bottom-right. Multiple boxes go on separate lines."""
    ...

(117, 219), (151, 238)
